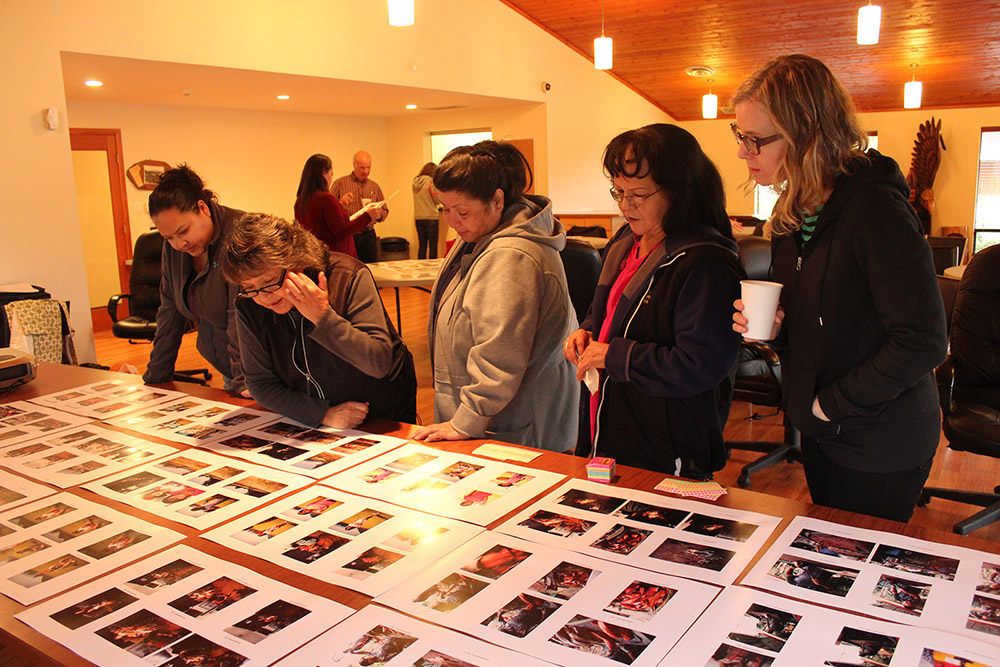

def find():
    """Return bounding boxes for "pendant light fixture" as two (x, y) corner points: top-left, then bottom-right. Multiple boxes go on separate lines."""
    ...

(388, 0), (414, 26)
(857, 1), (881, 45)
(904, 64), (923, 109)
(702, 79), (718, 119)
(594, 0), (612, 70)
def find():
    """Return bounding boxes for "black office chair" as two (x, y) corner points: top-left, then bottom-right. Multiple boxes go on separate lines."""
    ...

(927, 236), (966, 275)
(919, 244), (1000, 534)
(727, 235), (801, 488)
(107, 232), (211, 386)
(560, 237), (603, 324)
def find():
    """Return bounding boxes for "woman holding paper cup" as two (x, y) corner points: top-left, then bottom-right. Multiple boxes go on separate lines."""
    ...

(730, 55), (947, 521)
(565, 124), (743, 478)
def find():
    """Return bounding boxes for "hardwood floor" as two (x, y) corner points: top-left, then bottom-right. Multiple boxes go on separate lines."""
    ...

(92, 286), (1000, 542)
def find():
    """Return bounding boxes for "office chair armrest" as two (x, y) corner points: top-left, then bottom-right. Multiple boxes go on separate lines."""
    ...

(741, 341), (781, 366)
(107, 293), (131, 323)
(935, 355), (954, 417)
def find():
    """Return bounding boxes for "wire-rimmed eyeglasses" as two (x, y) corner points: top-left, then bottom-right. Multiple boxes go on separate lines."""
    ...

(237, 269), (287, 298)
(609, 187), (662, 208)
(730, 122), (782, 156)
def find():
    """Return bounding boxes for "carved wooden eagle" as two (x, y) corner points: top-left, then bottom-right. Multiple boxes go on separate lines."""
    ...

(907, 117), (946, 194)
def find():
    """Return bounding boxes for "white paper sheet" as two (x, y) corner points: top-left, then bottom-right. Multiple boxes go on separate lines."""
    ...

(17, 544), (353, 667)
(375, 531), (721, 667)
(665, 586), (1000, 666)
(202, 485), (482, 597)
(0, 474), (54, 510)
(0, 401), (93, 447)
(495, 479), (782, 585)
(83, 449), (312, 529)
(740, 516), (1000, 646)
(324, 443), (565, 526)
(0, 492), (182, 605)
(101, 396), (278, 445)
(199, 418), (406, 479)
(0, 423), (178, 488)
(29, 379), (186, 418)
(273, 604), (555, 667)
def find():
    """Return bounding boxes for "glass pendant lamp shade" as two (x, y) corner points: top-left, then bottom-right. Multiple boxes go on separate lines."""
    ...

(702, 93), (718, 119)
(388, 0), (414, 26)
(857, 3), (881, 45)
(904, 80), (923, 109)
(594, 36), (613, 70)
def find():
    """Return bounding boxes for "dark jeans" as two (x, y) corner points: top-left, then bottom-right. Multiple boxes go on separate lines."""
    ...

(800, 435), (934, 523)
(353, 227), (378, 263)
(415, 219), (438, 259)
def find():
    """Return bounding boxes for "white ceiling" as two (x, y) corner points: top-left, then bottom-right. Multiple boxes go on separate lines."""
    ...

(61, 52), (533, 118)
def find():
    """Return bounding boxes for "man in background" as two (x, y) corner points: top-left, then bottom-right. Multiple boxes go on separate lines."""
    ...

(331, 150), (388, 263)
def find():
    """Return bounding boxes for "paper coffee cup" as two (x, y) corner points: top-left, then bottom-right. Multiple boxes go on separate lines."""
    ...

(741, 280), (783, 340)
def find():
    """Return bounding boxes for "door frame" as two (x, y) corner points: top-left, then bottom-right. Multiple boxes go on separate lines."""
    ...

(70, 128), (133, 329)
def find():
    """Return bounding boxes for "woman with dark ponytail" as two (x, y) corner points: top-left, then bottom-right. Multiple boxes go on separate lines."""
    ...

(143, 165), (247, 395)
(412, 140), (578, 451)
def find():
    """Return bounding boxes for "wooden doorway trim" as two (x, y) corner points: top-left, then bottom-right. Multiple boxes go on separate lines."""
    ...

(70, 128), (133, 331)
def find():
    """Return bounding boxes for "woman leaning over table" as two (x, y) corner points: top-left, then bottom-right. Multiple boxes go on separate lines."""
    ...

(221, 213), (416, 429)
(413, 161), (442, 259)
(730, 55), (947, 522)
(412, 140), (579, 451)
(564, 124), (743, 479)
(143, 165), (247, 396)
(294, 153), (385, 259)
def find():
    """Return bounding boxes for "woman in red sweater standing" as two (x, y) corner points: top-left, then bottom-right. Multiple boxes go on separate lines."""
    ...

(294, 153), (384, 258)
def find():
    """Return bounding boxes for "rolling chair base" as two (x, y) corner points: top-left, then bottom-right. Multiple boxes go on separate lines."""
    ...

(918, 485), (1000, 535)
(727, 418), (802, 488)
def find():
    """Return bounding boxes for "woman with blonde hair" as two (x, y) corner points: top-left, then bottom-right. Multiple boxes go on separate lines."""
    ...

(412, 162), (442, 259)
(222, 213), (416, 429)
(730, 54), (946, 521)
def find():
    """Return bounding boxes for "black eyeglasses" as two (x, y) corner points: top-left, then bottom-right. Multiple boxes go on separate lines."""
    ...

(609, 187), (662, 208)
(238, 269), (287, 298)
(730, 122), (782, 156)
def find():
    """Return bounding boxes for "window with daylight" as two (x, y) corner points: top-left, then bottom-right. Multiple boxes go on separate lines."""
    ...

(974, 127), (1000, 252)
(753, 132), (878, 221)
(430, 130), (493, 165)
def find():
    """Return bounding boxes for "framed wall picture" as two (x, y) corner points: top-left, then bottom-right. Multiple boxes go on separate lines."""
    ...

(126, 160), (171, 190)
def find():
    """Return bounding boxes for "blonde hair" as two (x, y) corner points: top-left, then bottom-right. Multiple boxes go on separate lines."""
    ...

(221, 213), (328, 284)
(732, 55), (868, 235)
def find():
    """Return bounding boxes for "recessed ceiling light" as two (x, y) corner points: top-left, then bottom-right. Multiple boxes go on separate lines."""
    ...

(84, 80), (103, 87)
(405, 104), (417, 110)
(276, 94), (290, 100)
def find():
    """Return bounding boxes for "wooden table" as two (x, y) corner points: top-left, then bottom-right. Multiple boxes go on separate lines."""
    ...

(366, 258), (443, 334)
(3, 362), (999, 666)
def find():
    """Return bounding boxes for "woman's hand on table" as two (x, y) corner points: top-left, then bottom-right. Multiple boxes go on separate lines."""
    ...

(575, 341), (608, 382)
(322, 401), (369, 429)
(412, 421), (467, 442)
(732, 299), (785, 342)
(563, 329), (592, 364)
(286, 271), (331, 325)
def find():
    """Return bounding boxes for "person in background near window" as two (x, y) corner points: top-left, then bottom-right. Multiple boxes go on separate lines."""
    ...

(413, 141), (579, 451)
(565, 124), (743, 478)
(730, 54), (947, 522)
(143, 165), (247, 396)
(330, 150), (388, 263)
(221, 213), (416, 429)
(294, 153), (385, 259)
(412, 162), (442, 259)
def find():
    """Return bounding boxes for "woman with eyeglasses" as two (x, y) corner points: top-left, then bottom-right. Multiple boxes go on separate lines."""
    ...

(564, 124), (743, 478)
(143, 165), (247, 396)
(412, 140), (579, 451)
(221, 213), (416, 429)
(730, 55), (946, 522)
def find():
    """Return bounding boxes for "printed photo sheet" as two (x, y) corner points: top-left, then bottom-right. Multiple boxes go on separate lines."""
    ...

(272, 604), (554, 667)
(0, 492), (182, 605)
(740, 516), (1000, 646)
(102, 396), (278, 446)
(325, 443), (565, 526)
(495, 479), (781, 586)
(202, 485), (482, 597)
(0, 423), (178, 488)
(0, 401), (93, 448)
(375, 531), (721, 667)
(666, 585), (999, 666)
(29, 379), (186, 419)
(0, 474), (54, 510)
(199, 417), (406, 479)
(83, 448), (312, 530)
(16, 544), (353, 667)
